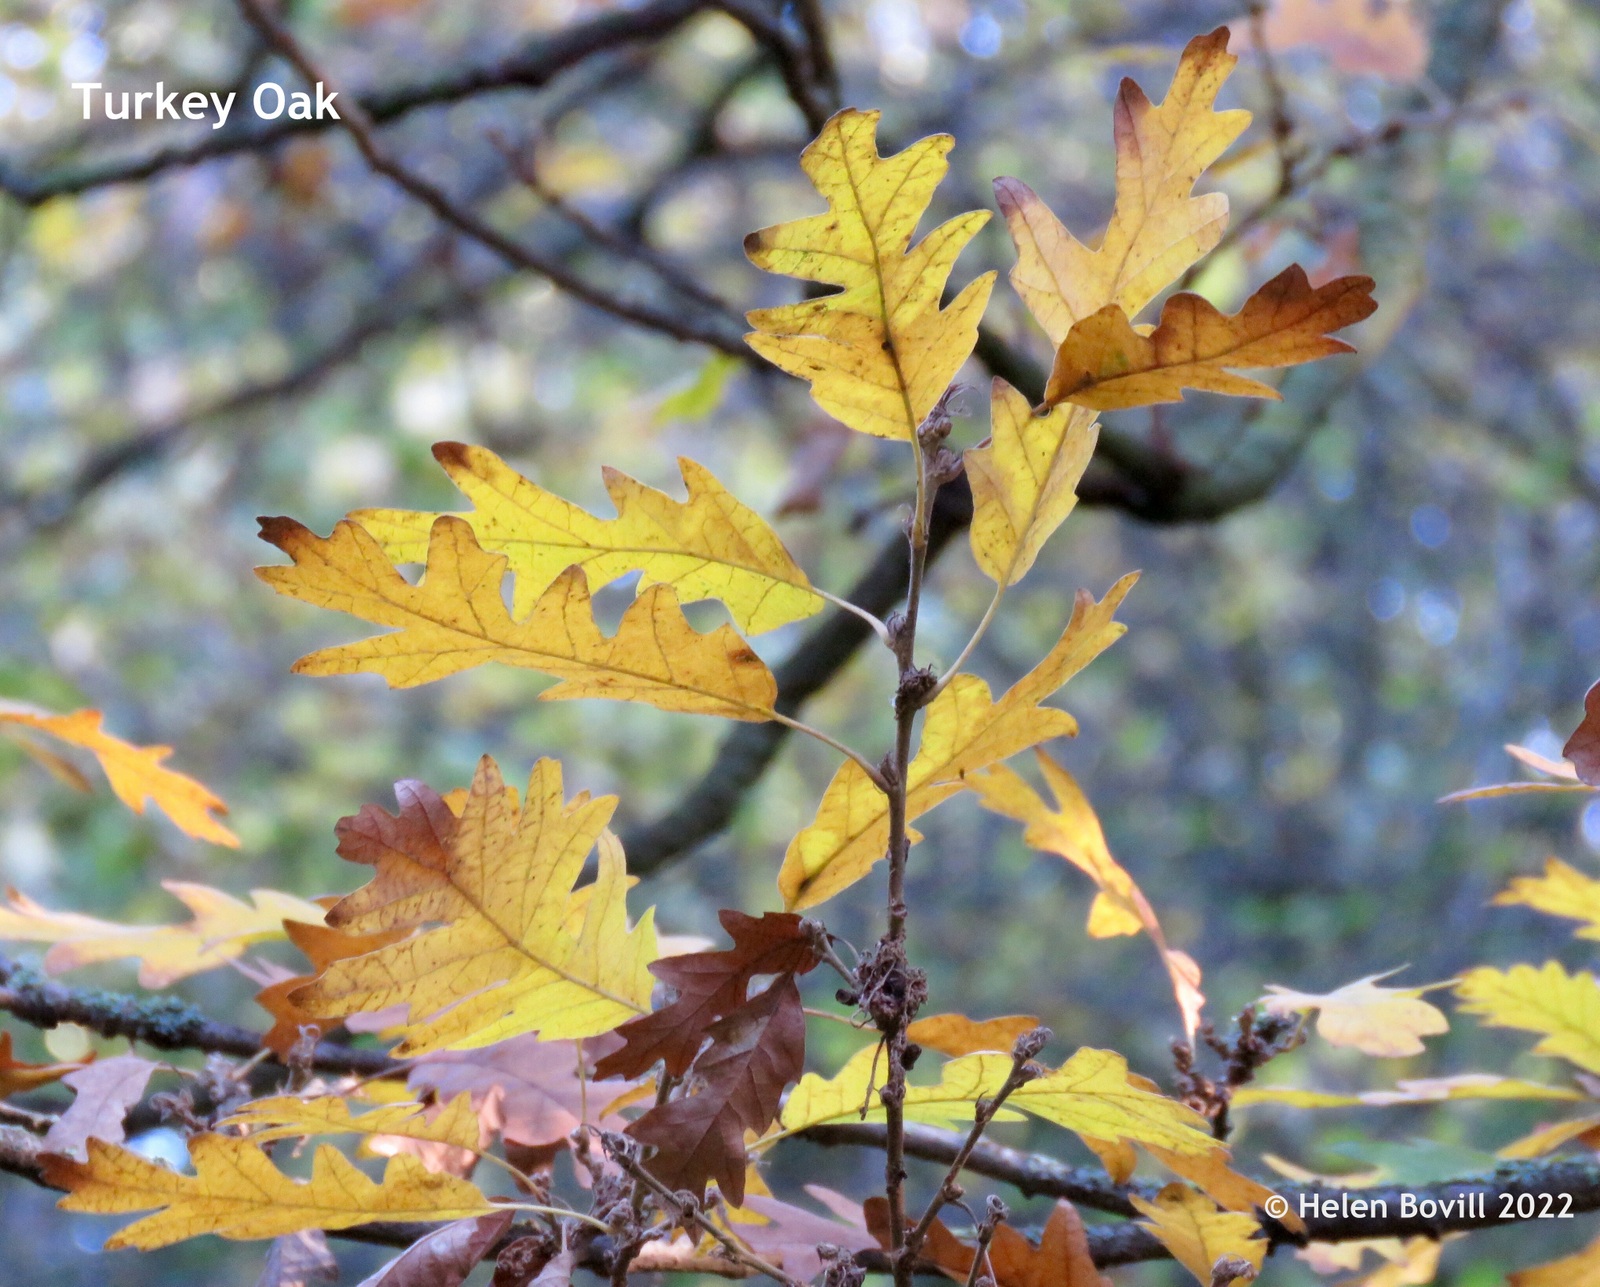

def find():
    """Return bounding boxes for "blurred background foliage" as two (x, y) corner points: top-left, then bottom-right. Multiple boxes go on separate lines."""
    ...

(0, 0), (1599, 1281)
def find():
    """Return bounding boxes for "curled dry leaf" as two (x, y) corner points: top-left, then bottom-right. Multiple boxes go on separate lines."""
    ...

(42, 1052), (160, 1159)
(596, 910), (817, 1081)
(628, 975), (806, 1204)
(353, 1211), (513, 1287)
(256, 1230), (339, 1287)
(1565, 680), (1600, 786)
(1260, 971), (1450, 1057)
(351, 443), (821, 636)
(0, 700), (237, 846)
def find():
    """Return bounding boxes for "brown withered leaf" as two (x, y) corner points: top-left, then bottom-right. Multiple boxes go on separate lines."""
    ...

(257, 919), (408, 1057)
(1042, 265), (1377, 411)
(0, 1029), (92, 1096)
(411, 1032), (626, 1147)
(1564, 680), (1600, 786)
(738, 1186), (877, 1283)
(42, 1052), (160, 1159)
(629, 976), (805, 1204)
(595, 910), (818, 1081)
(257, 1231), (339, 1287)
(353, 1211), (513, 1287)
(867, 1199), (1108, 1287)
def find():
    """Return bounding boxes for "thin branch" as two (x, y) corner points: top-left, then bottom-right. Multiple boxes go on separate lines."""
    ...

(0, 0), (715, 205)
(234, 0), (748, 355)
(0, 954), (397, 1079)
(768, 712), (887, 789)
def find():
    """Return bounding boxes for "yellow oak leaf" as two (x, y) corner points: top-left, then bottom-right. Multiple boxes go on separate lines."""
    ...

(350, 443), (821, 635)
(292, 755), (657, 1055)
(1260, 971), (1450, 1057)
(0, 700), (236, 846)
(1456, 962), (1600, 1074)
(1234, 1074), (1581, 1110)
(222, 1092), (483, 1153)
(1511, 1231), (1600, 1286)
(1129, 1183), (1266, 1284)
(905, 1013), (1042, 1057)
(0, 881), (325, 988)
(1142, 1144), (1308, 1236)
(1492, 857), (1600, 939)
(775, 1045), (1217, 1156)
(44, 1134), (493, 1250)
(256, 516), (777, 721)
(968, 751), (1204, 1040)
(744, 108), (994, 442)
(1498, 1111), (1600, 1159)
(1041, 265), (1377, 411)
(255, 918), (409, 1058)
(780, 574), (1136, 909)
(964, 380), (1099, 587)
(995, 27), (1250, 347)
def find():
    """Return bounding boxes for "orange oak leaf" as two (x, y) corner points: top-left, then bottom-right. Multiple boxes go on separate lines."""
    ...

(256, 918), (409, 1058)
(905, 1013), (1043, 1058)
(1248, 0), (1429, 82)
(866, 1198), (1109, 1287)
(0, 700), (236, 846)
(1041, 265), (1377, 411)
(0, 1030), (92, 1096)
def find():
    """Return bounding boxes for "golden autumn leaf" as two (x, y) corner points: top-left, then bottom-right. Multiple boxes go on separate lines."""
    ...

(0, 881), (326, 988)
(44, 1135), (494, 1250)
(222, 1092), (483, 1153)
(905, 1012), (1042, 1057)
(1456, 962), (1600, 1074)
(0, 700), (236, 846)
(774, 1044), (1218, 1156)
(995, 27), (1249, 346)
(1129, 1183), (1266, 1284)
(1041, 265), (1377, 411)
(351, 443), (821, 635)
(1260, 971), (1451, 1057)
(1511, 1231), (1600, 1286)
(744, 108), (994, 442)
(1146, 1146), (1302, 1235)
(256, 516), (777, 720)
(780, 574), (1136, 909)
(1233, 1073), (1581, 1111)
(969, 750), (1204, 1039)
(292, 755), (657, 1055)
(1492, 857), (1600, 938)
(1497, 1111), (1600, 1159)
(964, 380), (1099, 587)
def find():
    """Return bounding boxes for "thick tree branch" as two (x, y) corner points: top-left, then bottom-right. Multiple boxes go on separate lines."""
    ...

(0, 955), (395, 1079)
(0, 0), (715, 205)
